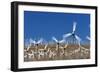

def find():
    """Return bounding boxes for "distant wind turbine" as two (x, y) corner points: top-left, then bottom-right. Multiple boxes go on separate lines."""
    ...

(28, 38), (43, 60)
(30, 38), (43, 46)
(63, 22), (82, 57)
(52, 36), (65, 57)
(63, 22), (81, 45)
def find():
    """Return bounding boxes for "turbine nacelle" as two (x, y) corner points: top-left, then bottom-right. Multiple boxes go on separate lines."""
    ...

(29, 38), (43, 46)
(72, 33), (75, 36)
(52, 37), (65, 44)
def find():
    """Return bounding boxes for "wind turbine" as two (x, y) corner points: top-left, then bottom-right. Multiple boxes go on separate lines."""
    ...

(52, 37), (65, 48)
(52, 36), (65, 57)
(30, 38), (43, 46)
(63, 22), (82, 58)
(25, 38), (33, 51)
(63, 22), (81, 45)
(31, 38), (43, 60)
(38, 43), (48, 59)
(24, 38), (36, 57)
(24, 38), (34, 60)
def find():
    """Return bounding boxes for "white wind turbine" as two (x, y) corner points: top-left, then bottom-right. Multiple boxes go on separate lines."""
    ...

(38, 44), (48, 59)
(52, 36), (65, 57)
(26, 38), (43, 50)
(30, 38), (43, 48)
(25, 38), (33, 51)
(63, 22), (81, 45)
(30, 38), (43, 46)
(24, 38), (35, 60)
(63, 22), (83, 57)
(30, 38), (43, 60)
(52, 37), (65, 47)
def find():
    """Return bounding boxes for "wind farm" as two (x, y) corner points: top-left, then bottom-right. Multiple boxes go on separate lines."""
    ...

(24, 22), (90, 62)
(24, 11), (90, 62)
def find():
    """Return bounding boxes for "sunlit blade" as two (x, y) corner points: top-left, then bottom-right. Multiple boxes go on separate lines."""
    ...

(86, 36), (90, 40)
(73, 22), (77, 33)
(29, 38), (33, 43)
(44, 44), (48, 49)
(75, 35), (81, 42)
(63, 33), (72, 38)
(52, 37), (58, 42)
(27, 42), (32, 50)
(59, 39), (65, 43)
(29, 38), (36, 44)
(27, 45), (30, 50)
(33, 41), (36, 44)
(37, 38), (43, 44)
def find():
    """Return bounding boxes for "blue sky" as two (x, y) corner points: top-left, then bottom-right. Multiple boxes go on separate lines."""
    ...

(24, 11), (90, 43)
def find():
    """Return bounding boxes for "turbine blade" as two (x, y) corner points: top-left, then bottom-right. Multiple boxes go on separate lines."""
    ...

(29, 38), (33, 43)
(73, 22), (77, 33)
(63, 33), (71, 38)
(86, 36), (90, 40)
(75, 35), (81, 42)
(29, 38), (36, 44)
(37, 38), (43, 44)
(59, 39), (65, 43)
(27, 44), (31, 50)
(44, 44), (48, 49)
(52, 37), (58, 42)
(27, 39), (32, 50)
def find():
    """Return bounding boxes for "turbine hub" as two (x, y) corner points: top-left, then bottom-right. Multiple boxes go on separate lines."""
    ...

(72, 33), (75, 36)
